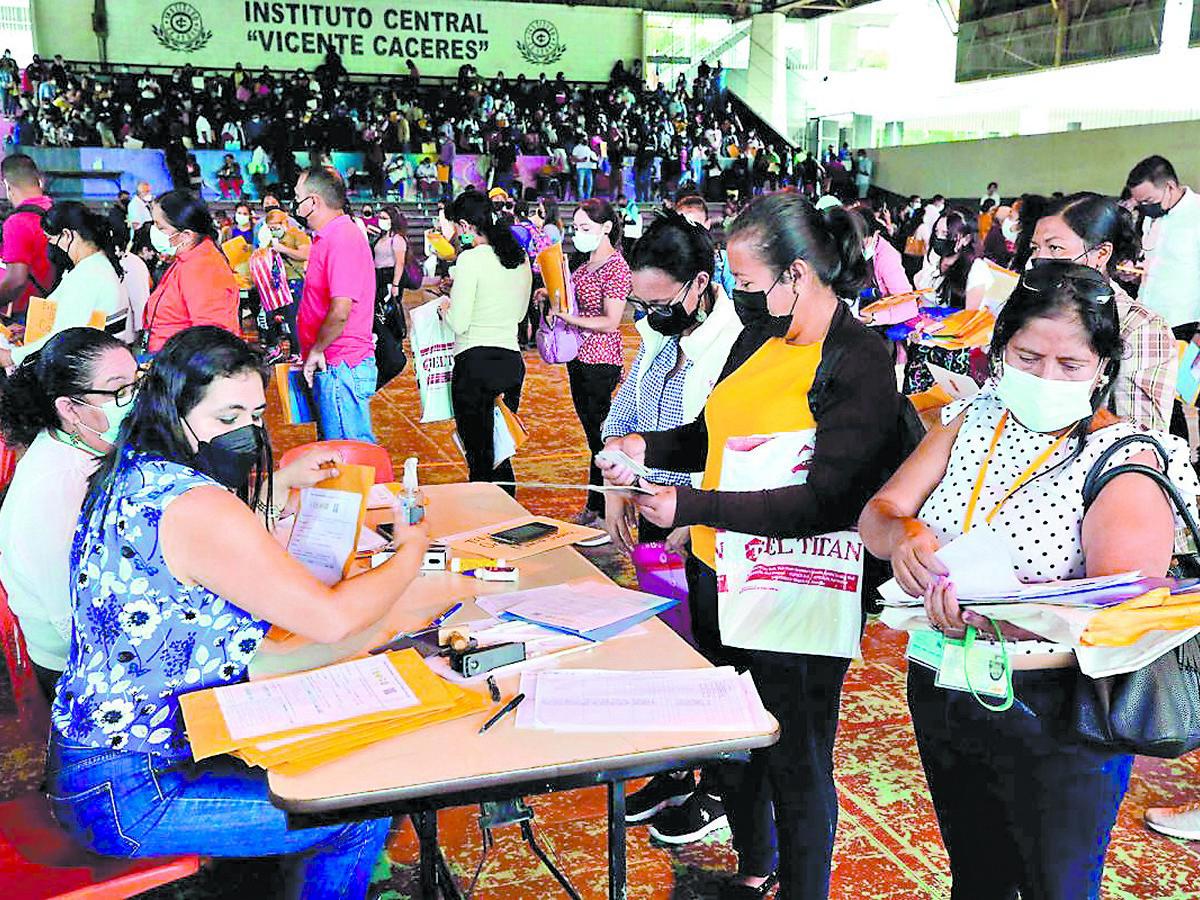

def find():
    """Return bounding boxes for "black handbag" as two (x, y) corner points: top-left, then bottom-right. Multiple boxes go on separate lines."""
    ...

(373, 297), (408, 391)
(1072, 433), (1200, 758)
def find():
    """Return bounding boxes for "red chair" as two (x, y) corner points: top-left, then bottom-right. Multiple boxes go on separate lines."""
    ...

(0, 584), (202, 898)
(277, 439), (395, 483)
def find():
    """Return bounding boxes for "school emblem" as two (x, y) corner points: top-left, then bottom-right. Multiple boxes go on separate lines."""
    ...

(517, 20), (566, 65)
(153, 2), (213, 53)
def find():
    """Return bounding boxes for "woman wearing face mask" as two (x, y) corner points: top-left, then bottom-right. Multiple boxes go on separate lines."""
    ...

(600, 193), (903, 898)
(438, 190), (532, 492)
(45, 326), (428, 898)
(851, 206), (911, 298)
(370, 203), (412, 309)
(143, 190), (240, 355)
(253, 208), (312, 360)
(548, 198), (630, 535)
(221, 202), (257, 247)
(860, 261), (1199, 900)
(0, 202), (128, 369)
(982, 205), (1018, 268)
(1029, 192), (1175, 433)
(905, 210), (991, 393)
(0, 328), (137, 701)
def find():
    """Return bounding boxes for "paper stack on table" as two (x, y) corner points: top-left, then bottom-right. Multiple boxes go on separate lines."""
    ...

(515, 667), (773, 733)
(178, 649), (488, 775)
(917, 308), (995, 350)
(475, 579), (679, 640)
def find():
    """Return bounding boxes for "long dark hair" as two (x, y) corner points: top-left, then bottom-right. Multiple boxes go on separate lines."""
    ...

(1010, 193), (1049, 272)
(154, 189), (219, 243)
(448, 190), (526, 270)
(727, 191), (868, 297)
(576, 197), (624, 251)
(539, 195), (562, 231)
(42, 201), (124, 279)
(991, 260), (1123, 466)
(1042, 192), (1140, 277)
(930, 210), (979, 309)
(629, 209), (717, 311)
(0, 328), (127, 448)
(378, 203), (416, 270)
(84, 326), (272, 521)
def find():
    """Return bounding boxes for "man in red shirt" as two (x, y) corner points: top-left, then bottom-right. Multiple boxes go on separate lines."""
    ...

(293, 166), (378, 442)
(0, 154), (54, 320)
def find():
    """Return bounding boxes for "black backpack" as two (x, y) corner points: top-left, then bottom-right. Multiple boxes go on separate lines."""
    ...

(3, 202), (60, 297)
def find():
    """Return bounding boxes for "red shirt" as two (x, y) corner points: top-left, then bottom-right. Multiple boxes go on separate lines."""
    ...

(297, 214), (375, 367)
(145, 239), (241, 353)
(571, 252), (631, 366)
(2, 194), (53, 314)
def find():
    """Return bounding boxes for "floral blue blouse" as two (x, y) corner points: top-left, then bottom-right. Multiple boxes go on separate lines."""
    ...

(52, 450), (268, 762)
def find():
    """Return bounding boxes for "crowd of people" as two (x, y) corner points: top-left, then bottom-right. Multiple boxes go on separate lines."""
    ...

(2, 65), (1200, 897)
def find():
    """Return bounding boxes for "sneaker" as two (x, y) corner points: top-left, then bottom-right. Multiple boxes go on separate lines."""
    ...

(648, 792), (728, 845)
(626, 771), (696, 824)
(1146, 802), (1200, 839)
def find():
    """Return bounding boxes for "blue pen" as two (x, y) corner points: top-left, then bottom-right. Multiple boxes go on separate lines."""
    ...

(428, 601), (463, 629)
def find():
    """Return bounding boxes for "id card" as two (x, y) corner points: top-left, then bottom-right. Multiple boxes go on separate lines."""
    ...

(906, 630), (945, 671)
(936, 638), (1009, 698)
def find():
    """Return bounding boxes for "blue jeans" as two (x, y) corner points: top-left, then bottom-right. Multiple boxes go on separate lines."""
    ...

(576, 167), (594, 200)
(907, 663), (1132, 900)
(312, 357), (378, 443)
(45, 732), (391, 900)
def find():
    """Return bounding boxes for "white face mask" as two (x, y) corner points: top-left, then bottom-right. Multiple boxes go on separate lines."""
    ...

(995, 361), (1099, 433)
(149, 224), (177, 256)
(377, 218), (391, 232)
(573, 230), (602, 254)
(235, 213), (250, 226)
(863, 237), (875, 261)
(1001, 219), (1020, 242)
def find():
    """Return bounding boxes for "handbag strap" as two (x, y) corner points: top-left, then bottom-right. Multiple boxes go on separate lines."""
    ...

(1082, 433), (1200, 552)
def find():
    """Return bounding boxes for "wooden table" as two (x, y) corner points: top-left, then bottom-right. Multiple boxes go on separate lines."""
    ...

(251, 482), (778, 900)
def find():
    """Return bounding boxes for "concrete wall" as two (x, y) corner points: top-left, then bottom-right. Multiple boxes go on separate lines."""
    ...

(872, 119), (1200, 199)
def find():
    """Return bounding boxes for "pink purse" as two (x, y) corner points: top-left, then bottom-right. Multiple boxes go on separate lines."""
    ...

(536, 311), (581, 364)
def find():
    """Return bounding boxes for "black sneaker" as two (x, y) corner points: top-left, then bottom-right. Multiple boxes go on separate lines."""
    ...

(625, 771), (696, 823)
(647, 791), (728, 844)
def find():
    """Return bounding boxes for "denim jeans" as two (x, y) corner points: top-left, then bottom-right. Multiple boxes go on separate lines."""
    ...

(312, 357), (378, 443)
(45, 732), (391, 900)
(907, 663), (1133, 900)
(576, 168), (594, 200)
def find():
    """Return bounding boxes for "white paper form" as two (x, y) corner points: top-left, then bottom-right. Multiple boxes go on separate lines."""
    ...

(516, 667), (772, 733)
(878, 525), (1022, 606)
(214, 654), (420, 742)
(476, 581), (669, 634)
(286, 487), (362, 585)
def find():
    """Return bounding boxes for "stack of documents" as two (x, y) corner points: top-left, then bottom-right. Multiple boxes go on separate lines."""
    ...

(916, 308), (995, 349)
(859, 290), (931, 326)
(515, 667), (773, 733)
(179, 650), (487, 774)
(475, 579), (679, 640)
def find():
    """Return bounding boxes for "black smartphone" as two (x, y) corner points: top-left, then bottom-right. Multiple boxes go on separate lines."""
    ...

(490, 522), (559, 545)
(375, 522), (395, 541)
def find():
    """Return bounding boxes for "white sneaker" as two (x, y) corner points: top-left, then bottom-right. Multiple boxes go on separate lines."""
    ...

(1145, 802), (1200, 839)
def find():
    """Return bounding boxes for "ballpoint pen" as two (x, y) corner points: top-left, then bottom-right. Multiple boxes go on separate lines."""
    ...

(478, 693), (525, 734)
(428, 601), (463, 629)
(367, 602), (464, 655)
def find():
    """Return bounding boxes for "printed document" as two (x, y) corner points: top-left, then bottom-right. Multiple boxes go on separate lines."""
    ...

(286, 487), (361, 585)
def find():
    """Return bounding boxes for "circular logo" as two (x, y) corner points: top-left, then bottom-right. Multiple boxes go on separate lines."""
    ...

(153, 2), (212, 52)
(517, 20), (566, 65)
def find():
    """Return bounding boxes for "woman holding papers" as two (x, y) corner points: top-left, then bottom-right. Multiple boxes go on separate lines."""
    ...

(600, 192), (904, 899)
(0, 328), (137, 700)
(438, 189), (532, 493)
(45, 327), (429, 899)
(859, 261), (1200, 900)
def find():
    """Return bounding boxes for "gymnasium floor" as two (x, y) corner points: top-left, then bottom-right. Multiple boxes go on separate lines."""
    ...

(4, 325), (1200, 898)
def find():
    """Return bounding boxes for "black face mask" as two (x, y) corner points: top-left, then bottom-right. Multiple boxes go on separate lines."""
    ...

(291, 199), (311, 229)
(1140, 202), (1166, 220)
(646, 298), (701, 336)
(931, 237), (956, 257)
(732, 270), (792, 335)
(48, 243), (74, 274)
(191, 423), (268, 493)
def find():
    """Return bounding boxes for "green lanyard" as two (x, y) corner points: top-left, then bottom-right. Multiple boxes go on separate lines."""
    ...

(961, 616), (1014, 712)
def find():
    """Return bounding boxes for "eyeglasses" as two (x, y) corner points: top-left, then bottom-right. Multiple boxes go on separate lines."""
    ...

(73, 377), (140, 408)
(1019, 261), (1114, 303)
(627, 277), (693, 314)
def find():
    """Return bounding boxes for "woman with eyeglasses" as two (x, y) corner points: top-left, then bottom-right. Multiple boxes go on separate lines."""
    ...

(143, 190), (240, 355)
(44, 326), (428, 898)
(860, 261), (1200, 899)
(0, 328), (138, 701)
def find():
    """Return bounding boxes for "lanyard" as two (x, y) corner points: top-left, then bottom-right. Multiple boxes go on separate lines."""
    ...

(961, 412), (1071, 533)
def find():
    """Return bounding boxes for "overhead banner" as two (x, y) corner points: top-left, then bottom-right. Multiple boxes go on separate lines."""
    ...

(34, 0), (642, 81)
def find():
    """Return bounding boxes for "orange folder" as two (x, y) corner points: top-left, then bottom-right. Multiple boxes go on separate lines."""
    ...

(536, 243), (573, 314)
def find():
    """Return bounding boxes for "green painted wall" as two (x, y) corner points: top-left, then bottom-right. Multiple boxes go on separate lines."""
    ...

(872, 119), (1200, 198)
(33, 0), (642, 81)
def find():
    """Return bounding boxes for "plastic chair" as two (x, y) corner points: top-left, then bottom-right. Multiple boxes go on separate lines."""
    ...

(277, 440), (394, 483)
(0, 583), (202, 898)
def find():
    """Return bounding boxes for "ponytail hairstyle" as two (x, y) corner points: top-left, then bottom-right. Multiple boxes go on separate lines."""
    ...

(154, 189), (220, 243)
(726, 191), (869, 297)
(447, 189), (526, 270)
(577, 197), (624, 250)
(42, 200), (124, 280)
(930, 209), (979, 309)
(0, 327), (127, 448)
(1043, 192), (1140, 277)
(629, 208), (717, 311)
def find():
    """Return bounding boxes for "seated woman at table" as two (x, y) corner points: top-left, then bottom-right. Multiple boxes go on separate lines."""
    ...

(859, 261), (1199, 900)
(600, 193), (903, 899)
(0, 328), (137, 701)
(45, 326), (429, 900)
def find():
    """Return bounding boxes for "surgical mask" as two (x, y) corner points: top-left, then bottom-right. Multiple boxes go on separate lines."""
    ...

(573, 230), (602, 254)
(291, 197), (312, 229)
(995, 362), (1099, 433)
(377, 218), (391, 231)
(931, 237), (956, 257)
(190, 422), (267, 492)
(863, 238), (875, 261)
(269, 227), (285, 239)
(1141, 201), (1167, 220)
(459, 232), (475, 248)
(48, 238), (74, 273)
(646, 285), (704, 336)
(72, 396), (131, 446)
(149, 224), (177, 256)
(731, 270), (791, 335)
(1001, 219), (1020, 242)
(235, 213), (250, 227)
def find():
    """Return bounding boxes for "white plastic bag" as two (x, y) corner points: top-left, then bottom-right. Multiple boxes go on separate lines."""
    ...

(715, 431), (864, 659)
(409, 299), (456, 423)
